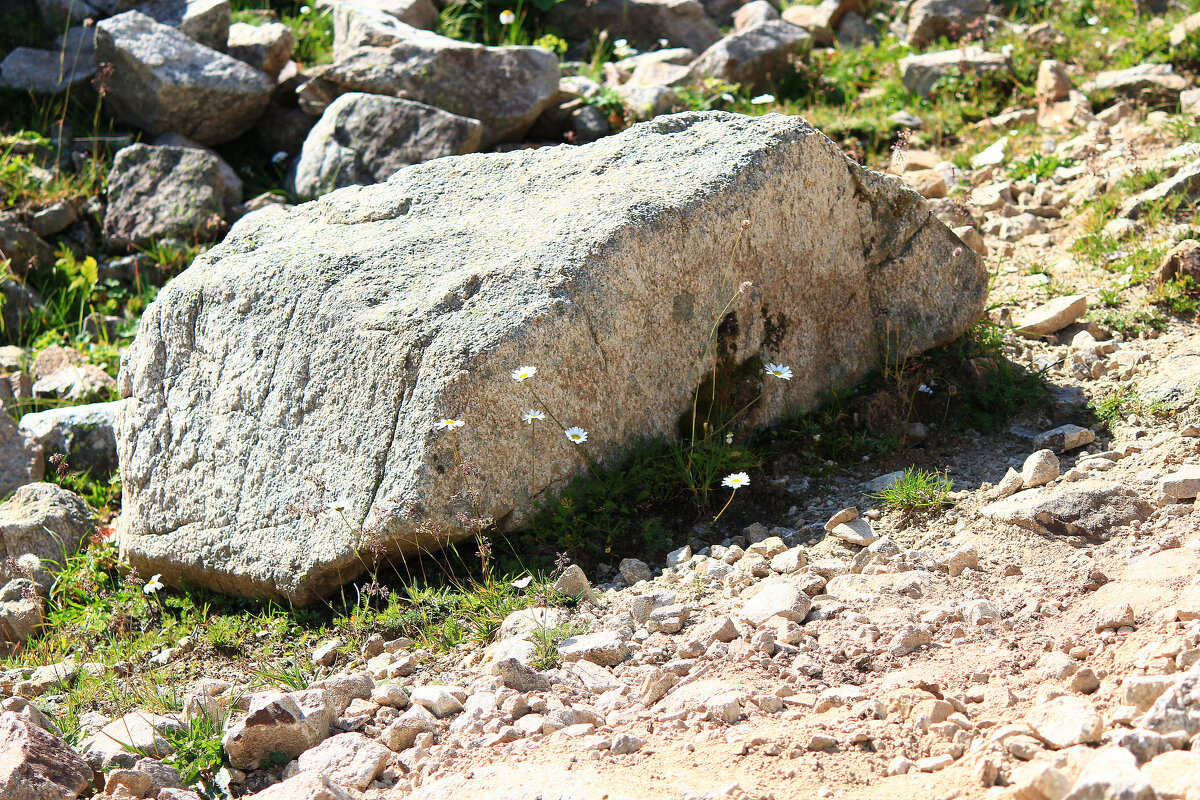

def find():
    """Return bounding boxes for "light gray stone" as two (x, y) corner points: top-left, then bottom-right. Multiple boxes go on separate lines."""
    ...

(1120, 158), (1200, 221)
(1018, 295), (1088, 335)
(550, 565), (599, 604)
(1140, 662), (1200, 738)
(1081, 64), (1188, 105)
(221, 690), (332, 771)
(1021, 449), (1060, 488)
(321, 23), (558, 145)
(288, 93), (481, 200)
(0, 483), (94, 585)
(905, 0), (988, 48)
(1061, 745), (1154, 800)
(1158, 466), (1200, 501)
(296, 732), (389, 790)
(0, 414), (43, 499)
(151, 132), (243, 207)
(1026, 695), (1103, 749)
(733, 0), (779, 32)
(19, 400), (122, 474)
(379, 703), (436, 751)
(980, 482), (1149, 538)
(900, 46), (1011, 96)
(739, 577), (813, 626)
(0, 47), (96, 93)
(115, 112), (987, 602)
(829, 517), (877, 547)
(103, 144), (227, 250)
(139, 0), (231, 51)
(96, 11), (272, 145)
(320, 0), (438, 30)
(1033, 423), (1095, 453)
(489, 657), (550, 693)
(81, 711), (184, 770)
(410, 685), (464, 718)
(559, 631), (630, 667)
(688, 20), (812, 93)
(618, 558), (653, 585)
(227, 21), (294, 80)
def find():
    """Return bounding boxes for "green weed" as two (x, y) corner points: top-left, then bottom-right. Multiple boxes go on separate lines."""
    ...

(875, 467), (953, 511)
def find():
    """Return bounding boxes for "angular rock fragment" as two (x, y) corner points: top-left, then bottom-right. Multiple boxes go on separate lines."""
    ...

(221, 690), (332, 770)
(19, 400), (122, 474)
(900, 46), (1011, 96)
(689, 20), (812, 93)
(103, 144), (228, 250)
(96, 11), (272, 145)
(227, 21), (294, 80)
(0, 483), (95, 585)
(116, 112), (986, 602)
(905, 0), (988, 48)
(0, 711), (92, 799)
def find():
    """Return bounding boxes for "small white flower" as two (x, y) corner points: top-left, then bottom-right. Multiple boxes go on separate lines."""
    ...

(720, 93), (735, 103)
(725, 432), (733, 445)
(326, 499), (350, 512)
(16, 553), (40, 572)
(143, 574), (164, 595)
(918, 384), (934, 395)
(522, 409), (546, 424)
(564, 426), (588, 443)
(613, 38), (635, 57)
(1086, 14), (1099, 24)
(271, 150), (288, 164)
(722, 472), (750, 489)
(750, 94), (775, 105)
(499, 9), (516, 24)
(511, 575), (533, 589)
(435, 418), (465, 430)
(300, 4), (311, 13)
(1100, 26), (1109, 34)
(511, 365), (537, 382)
(1000, 43), (1013, 57)
(764, 363), (793, 381)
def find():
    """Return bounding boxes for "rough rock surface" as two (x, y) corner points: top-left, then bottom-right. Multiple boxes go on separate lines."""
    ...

(0, 413), (44, 498)
(0, 46), (96, 93)
(115, 112), (986, 602)
(103, 144), (228, 250)
(320, 23), (558, 145)
(688, 20), (812, 93)
(95, 11), (273, 145)
(545, 0), (722, 53)
(288, 93), (481, 200)
(0, 711), (92, 800)
(19, 400), (123, 473)
(0, 483), (95, 585)
(905, 0), (989, 48)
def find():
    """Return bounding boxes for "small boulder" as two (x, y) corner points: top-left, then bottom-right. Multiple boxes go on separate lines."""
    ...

(1017, 295), (1088, 336)
(1021, 449), (1060, 488)
(103, 144), (228, 250)
(19, 400), (122, 474)
(0, 711), (92, 798)
(221, 690), (332, 770)
(0, 413), (43, 498)
(900, 46), (1010, 96)
(558, 631), (630, 667)
(226, 21), (294, 81)
(905, 0), (988, 48)
(739, 577), (813, 626)
(0, 483), (94, 585)
(1025, 695), (1103, 749)
(689, 20), (812, 93)
(296, 732), (389, 790)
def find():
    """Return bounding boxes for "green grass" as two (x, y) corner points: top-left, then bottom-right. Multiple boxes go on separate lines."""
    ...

(874, 467), (954, 511)
(1089, 386), (1174, 427)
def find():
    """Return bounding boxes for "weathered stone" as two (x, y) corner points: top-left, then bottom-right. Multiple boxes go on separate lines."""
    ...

(829, 517), (877, 547)
(221, 690), (332, 770)
(0, 217), (55, 277)
(114, 112), (987, 602)
(900, 46), (1011, 96)
(288, 93), (481, 200)
(946, 541), (978, 577)
(1033, 424), (1095, 453)
(0, 483), (94, 585)
(1061, 746), (1154, 800)
(19, 400), (122, 474)
(80, 711), (184, 770)
(1157, 240), (1200, 284)
(0, 46), (96, 93)
(688, 20), (812, 93)
(379, 703), (436, 752)
(140, 0), (231, 51)
(1018, 295), (1088, 335)
(227, 21), (294, 80)
(1140, 662), (1200, 738)
(739, 577), (813, 626)
(28, 202), (80, 238)
(550, 565), (599, 604)
(1120, 158), (1200, 221)
(546, 0), (721, 52)
(321, 671), (373, 717)
(980, 482), (1149, 538)
(31, 364), (116, 403)
(558, 631), (629, 667)
(330, 1), (436, 61)
(734, 0), (778, 32)
(96, 11), (272, 145)
(0, 414), (43, 499)
(1021, 449), (1059, 488)
(103, 144), (227, 250)
(905, 0), (988, 48)
(1095, 602), (1135, 632)
(410, 685), (464, 718)
(0, 594), (44, 645)
(244, 771), (353, 800)
(1026, 695), (1103, 749)
(1142, 750), (1200, 800)
(618, 558), (653, 585)
(296, 732), (389, 790)
(1082, 64), (1188, 105)
(321, 24), (558, 145)
(0, 711), (92, 799)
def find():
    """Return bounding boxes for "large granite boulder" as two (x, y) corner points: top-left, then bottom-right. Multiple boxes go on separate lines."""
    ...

(115, 112), (986, 603)
(320, 23), (558, 145)
(288, 93), (481, 200)
(95, 10), (273, 145)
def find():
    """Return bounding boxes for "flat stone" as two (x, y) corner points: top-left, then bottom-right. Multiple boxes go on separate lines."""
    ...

(81, 711), (185, 770)
(558, 631), (630, 667)
(980, 482), (1149, 538)
(830, 517), (878, 547)
(1018, 295), (1088, 335)
(900, 46), (1011, 96)
(140, 0), (232, 51)
(1082, 63), (1188, 104)
(1095, 602), (1135, 632)
(1121, 158), (1200, 221)
(0, 47), (96, 93)
(1026, 695), (1102, 749)
(296, 732), (389, 790)
(1157, 466), (1200, 501)
(739, 578), (813, 626)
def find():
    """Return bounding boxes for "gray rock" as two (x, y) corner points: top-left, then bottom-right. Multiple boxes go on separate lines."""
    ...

(379, 703), (436, 751)
(140, 0), (231, 51)
(221, 690), (332, 770)
(689, 20), (812, 93)
(739, 577), (813, 625)
(733, 1), (779, 32)
(0, 46), (96, 93)
(296, 732), (389, 790)
(1081, 63), (1188, 105)
(889, 625), (932, 656)
(1021, 449), (1059, 488)
(980, 482), (1150, 538)
(410, 685), (464, 718)
(946, 541), (977, 576)
(1120, 158), (1200, 221)
(546, 0), (721, 52)
(1026, 695), (1103, 749)
(321, 671), (373, 716)
(905, 0), (988, 48)
(115, 112), (986, 603)
(0, 593), (44, 645)
(227, 21), (294, 81)
(490, 657), (550, 692)
(550, 564), (599, 604)
(96, 11), (272, 145)
(0, 711), (92, 798)
(614, 83), (680, 119)
(1018, 294), (1088, 335)
(900, 46), (1011, 96)
(151, 133), (243, 207)
(28, 202), (80, 238)
(1140, 662), (1200, 738)
(288, 93), (481, 200)
(0, 414), (43, 499)
(558, 631), (630, 667)
(19, 400), (122, 474)
(81, 711), (184, 770)
(103, 144), (227, 251)
(618, 557), (653, 585)
(322, 0), (439, 30)
(1033, 423), (1095, 453)
(321, 23), (558, 145)
(331, 2), (426, 60)
(0, 216), (55, 278)
(0, 483), (94, 585)
(1061, 746), (1154, 800)
(829, 517), (877, 547)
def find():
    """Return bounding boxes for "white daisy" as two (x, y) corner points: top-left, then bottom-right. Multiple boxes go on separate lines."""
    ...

(764, 363), (793, 380)
(435, 418), (465, 430)
(523, 409), (546, 424)
(564, 427), (588, 443)
(143, 574), (165, 594)
(511, 365), (537, 382)
(722, 472), (750, 489)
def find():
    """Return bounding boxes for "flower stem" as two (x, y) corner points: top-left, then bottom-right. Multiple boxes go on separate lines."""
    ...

(699, 487), (739, 539)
